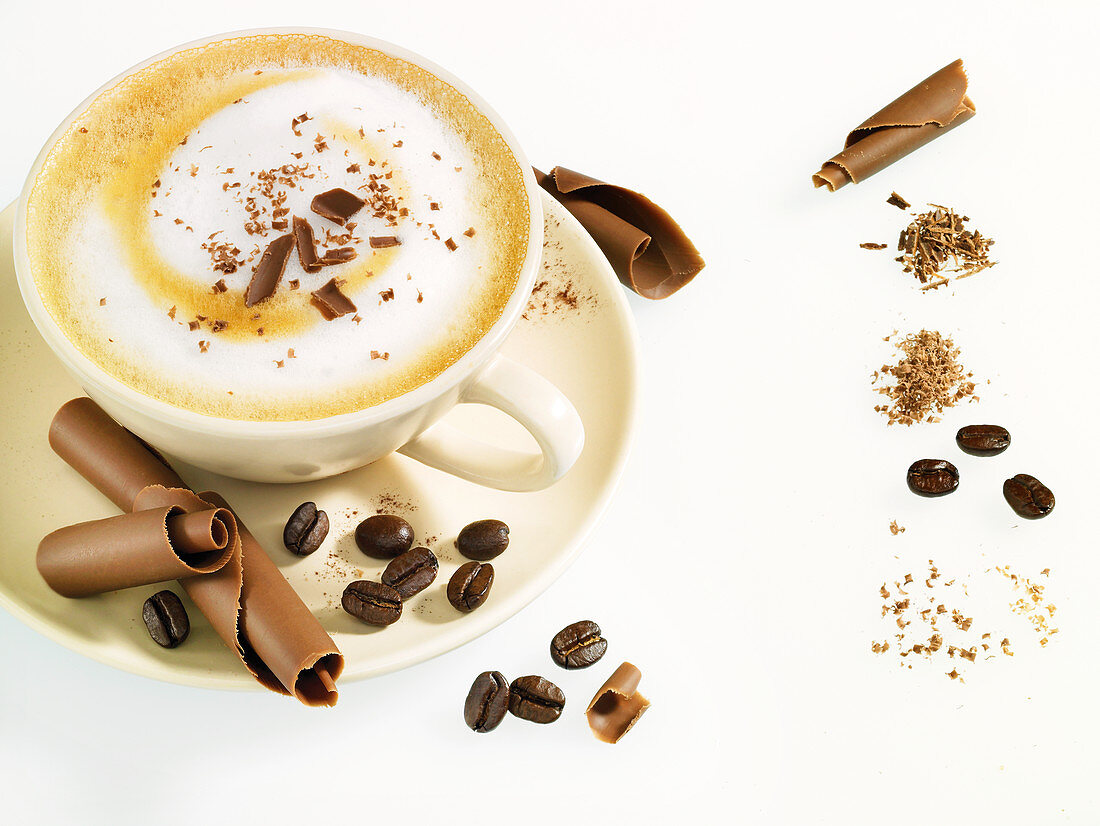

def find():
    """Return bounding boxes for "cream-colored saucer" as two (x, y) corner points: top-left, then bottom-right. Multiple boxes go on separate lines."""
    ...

(0, 192), (638, 689)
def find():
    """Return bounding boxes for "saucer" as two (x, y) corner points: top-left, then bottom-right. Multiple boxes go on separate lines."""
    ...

(0, 191), (639, 689)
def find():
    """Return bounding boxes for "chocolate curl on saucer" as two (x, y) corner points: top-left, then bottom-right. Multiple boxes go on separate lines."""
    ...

(586, 661), (650, 744)
(46, 398), (344, 707)
(812, 59), (975, 192)
(534, 166), (704, 300)
(37, 506), (235, 598)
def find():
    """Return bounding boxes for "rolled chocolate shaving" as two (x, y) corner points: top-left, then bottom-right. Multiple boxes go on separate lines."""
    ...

(292, 215), (321, 272)
(133, 486), (343, 707)
(47, 398), (343, 706)
(49, 397), (186, 511)
(246, 233), (294, 307)
(37, 506), (235, 598)
(812, 59), (975, 192)
(535, 166), (704, 300)
(586, 661), (650, 744)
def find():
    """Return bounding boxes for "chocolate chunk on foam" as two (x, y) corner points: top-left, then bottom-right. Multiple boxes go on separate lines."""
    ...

(310, 187), (365, 225)
(245, 233), (294, 307)
(310, 277), (357, 320)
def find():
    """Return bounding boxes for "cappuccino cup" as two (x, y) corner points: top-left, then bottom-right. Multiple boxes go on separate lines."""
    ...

(14, 28), (583, 489)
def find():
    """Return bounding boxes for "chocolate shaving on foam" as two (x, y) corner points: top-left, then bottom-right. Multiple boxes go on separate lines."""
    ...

(245, 233), (294, 307)
(45, 398), (343, 706)
(535, 166), (704, 299)
(310, 278), (357, 320)
(586, 662), (650, 743)
(812, 60), (975, 191)
(292, 216), (321, 272)
(311, 187), (365, 225)
(37, 507), (234, 597)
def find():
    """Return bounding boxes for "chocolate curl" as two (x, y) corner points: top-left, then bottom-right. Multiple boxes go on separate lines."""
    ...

(133, 486), (343, 708)
(535, 166), (704, 300)
(586, 662), (650, 744)
(49, 397), (186, 511)
(813, 59), (975, 192)
(37, 507), (235, 598)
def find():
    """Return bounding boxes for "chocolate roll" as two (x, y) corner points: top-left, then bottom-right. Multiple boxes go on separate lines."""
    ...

(586, 661), (650, 744)
(46, 398), (343, 706)
(812, 59), (975, 191)
(38, 506), (235, 598)
(535, 166), (704, 300)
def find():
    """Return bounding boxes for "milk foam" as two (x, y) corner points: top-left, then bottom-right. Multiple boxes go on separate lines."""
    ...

(26, 35), (529, 420)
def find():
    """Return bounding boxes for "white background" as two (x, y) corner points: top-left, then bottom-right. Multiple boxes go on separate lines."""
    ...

(2, 1), (1099, 822)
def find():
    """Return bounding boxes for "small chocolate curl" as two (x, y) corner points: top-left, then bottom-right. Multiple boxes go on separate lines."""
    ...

(813, 59), (975, 192)
(586, 662), (650, 743)
(535, 167), (704, 300)
(37, 507), (235, 598)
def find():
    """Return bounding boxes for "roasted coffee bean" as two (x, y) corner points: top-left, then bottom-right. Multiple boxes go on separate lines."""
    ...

(456, 519), (510, 561)
(464, 671), (510, 733)
(355, 514), (414, 559)
(956, 424), (1012, 456)
(447, 561), (494, 613)
(382, 547), (439, 599)
(508, 675), (565, 724)
(341, 580), (402, 625)
(550, 620), (608, 669)
(142, 590), (190, 648)
(906, 459), (960, 497)
(1003, 474), (1055, 519)
(282, 501), (329, 556)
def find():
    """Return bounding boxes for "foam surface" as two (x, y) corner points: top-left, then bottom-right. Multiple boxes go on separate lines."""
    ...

(26, 34), (529, 421)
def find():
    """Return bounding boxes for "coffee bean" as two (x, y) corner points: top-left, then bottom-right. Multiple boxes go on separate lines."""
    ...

(550, 620), (607, 669)
(447, 561), (494, 613)
(382, 547), (439, 599)
(456, 519), (510, 561)
(341, 580), (402, 625)
(956, 424), (1011, 456)
(355, 514), (414, 559)
(906, 459), (960, 497)
(282, 501), (329, 556)
(464, 671), (510, 733)
(508, 675), (565, 724)
(142, 590), (190, 648)
(1003, 474), (1055, 519)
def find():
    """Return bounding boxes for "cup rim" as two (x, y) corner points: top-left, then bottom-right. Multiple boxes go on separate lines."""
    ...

(14, 27), (544, 438)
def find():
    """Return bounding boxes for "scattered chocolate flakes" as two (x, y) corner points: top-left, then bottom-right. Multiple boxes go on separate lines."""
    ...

(311, 188), (365, 225)
(887, 191), (911, 210)
(393, 140), (404, 148)
(210, 320), (229, 333)
(245, 233), (294, 307)
(293, 216), (321, 272)
(429, 202), (440, 211)
(98, 298), (106, 307)
(287, 348), (296, 359)
(352, 314), (363, 324)
(211, 279), (228, 293)
(311, 278), (357, 320)
(167, 305), (177, 320)
(379, 288), (394, 302)
(198, 340), (209, 353)
(370, 350), (390, 360)
(464, 227), (476, 237)
(444, 237), (457, 251)
(291, 112), (311, 137)
(416, 290), (423, 304)
(188, 321), (200, 332)
(274, 359), (285, 368)
(872, 330), (977, 426)
(288, 279), (300, 291)
(896, 204), (996, 289)
(369, 236), (400, 249)
(314, 134), (328, 153)
(889, 520), (906, 536)
(860, 242), (888, 250)
(998, 566), (1060, 647)
(431, 151), (441, 160)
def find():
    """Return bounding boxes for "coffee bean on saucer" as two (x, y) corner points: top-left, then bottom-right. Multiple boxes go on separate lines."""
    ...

(508, 675), (565, 724)
(447, 561), (494, 613)
(1003, 474), (1055, 519)
(906, 459), (960, 497)
(464, 671), (510, 733)
(956, 424), (1011, 456)
(142, 590), (190, 648)
(550, 620), (607, 669)
(382, 547), (439, 599)
(341, 580), (402, 625)
(355, 514), (414, 559)
(456, 519), (510, 561)
(283, 501), (329, 556)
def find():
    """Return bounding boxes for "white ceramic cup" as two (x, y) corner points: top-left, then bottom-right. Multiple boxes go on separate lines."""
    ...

(13, 28), (584, 490)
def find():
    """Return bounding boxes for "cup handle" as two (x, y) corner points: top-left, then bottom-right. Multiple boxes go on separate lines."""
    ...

(397, 355), (585, 491)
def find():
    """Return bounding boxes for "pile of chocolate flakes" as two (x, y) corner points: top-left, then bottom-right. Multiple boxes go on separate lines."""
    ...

(872, 329), (977, 425)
